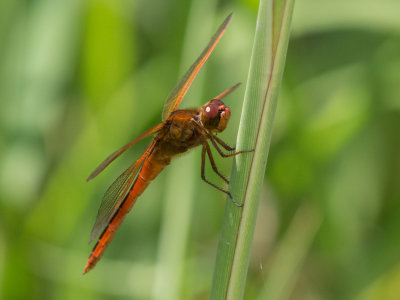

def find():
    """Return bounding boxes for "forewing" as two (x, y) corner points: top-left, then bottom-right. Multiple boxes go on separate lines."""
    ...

(88, 141), (156, 243)
(87, 123), (163, 181)
(161, 14), (232, 120)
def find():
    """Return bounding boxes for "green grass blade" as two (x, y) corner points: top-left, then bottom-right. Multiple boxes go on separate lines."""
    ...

(210, 0), (295, 298)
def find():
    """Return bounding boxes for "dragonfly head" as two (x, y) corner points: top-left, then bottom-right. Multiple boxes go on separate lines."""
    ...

(200, 99), (231, 133)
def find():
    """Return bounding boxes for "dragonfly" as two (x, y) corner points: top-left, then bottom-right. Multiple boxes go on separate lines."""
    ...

(83, 13), (251, 274)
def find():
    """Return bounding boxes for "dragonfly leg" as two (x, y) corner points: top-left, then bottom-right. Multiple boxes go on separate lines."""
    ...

(213, 135), (236, 151)
(191, 119), (253, 158)
(209, 135), (253, 158)
(201, 146), (242, 207)
(204, 142), (229, 184)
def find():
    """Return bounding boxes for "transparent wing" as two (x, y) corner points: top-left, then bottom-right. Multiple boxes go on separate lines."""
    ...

(161, 14), (232, 120)
(88, 141), (156, 243)
(87, 123), (163, 181)
(213, 82), (241, 100)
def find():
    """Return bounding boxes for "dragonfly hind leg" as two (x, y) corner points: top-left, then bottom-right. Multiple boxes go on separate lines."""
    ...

(201, 144), (242, 207)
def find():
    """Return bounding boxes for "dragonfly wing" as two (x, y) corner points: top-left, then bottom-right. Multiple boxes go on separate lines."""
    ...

(89, 141), (156, 243)
(213, 82), (241, 100)
(87, 123), (164, 181)
(161, 14), (232, 120)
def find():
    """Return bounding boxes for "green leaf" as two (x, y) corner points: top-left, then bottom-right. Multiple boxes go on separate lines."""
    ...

(210, 0), (295, 298)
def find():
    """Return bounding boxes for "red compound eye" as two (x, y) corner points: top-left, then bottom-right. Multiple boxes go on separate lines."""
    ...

(204, 104), (219, 119)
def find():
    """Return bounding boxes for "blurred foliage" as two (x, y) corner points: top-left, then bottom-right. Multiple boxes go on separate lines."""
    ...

(0, 0), (399, 299)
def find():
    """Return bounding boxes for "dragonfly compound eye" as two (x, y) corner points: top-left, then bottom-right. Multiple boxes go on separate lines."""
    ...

(204, 104), (219, 119)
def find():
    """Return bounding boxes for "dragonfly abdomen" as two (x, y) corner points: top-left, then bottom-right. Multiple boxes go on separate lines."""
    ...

(83, 156), (167, 274)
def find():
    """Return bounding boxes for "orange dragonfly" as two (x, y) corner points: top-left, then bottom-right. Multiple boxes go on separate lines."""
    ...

(84, 14), (251, 274)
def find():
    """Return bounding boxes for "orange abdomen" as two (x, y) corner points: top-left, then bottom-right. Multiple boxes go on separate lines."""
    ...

(83, 156), (166, 274)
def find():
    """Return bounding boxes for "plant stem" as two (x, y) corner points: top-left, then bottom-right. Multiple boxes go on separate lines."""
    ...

(210, 0), (295, 298)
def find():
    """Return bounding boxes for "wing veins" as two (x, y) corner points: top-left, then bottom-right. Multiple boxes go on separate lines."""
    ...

(88, 141), (156, 243)
(161, 14), (232, 120)
(87, 123), (163, 181)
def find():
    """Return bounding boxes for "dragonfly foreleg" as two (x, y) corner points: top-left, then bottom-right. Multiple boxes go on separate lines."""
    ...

(213, 135), (236, 151)
(209, 135), (253, 158)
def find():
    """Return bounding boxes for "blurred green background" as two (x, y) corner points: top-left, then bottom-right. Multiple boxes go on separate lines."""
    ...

(1, 0), (400, 299)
